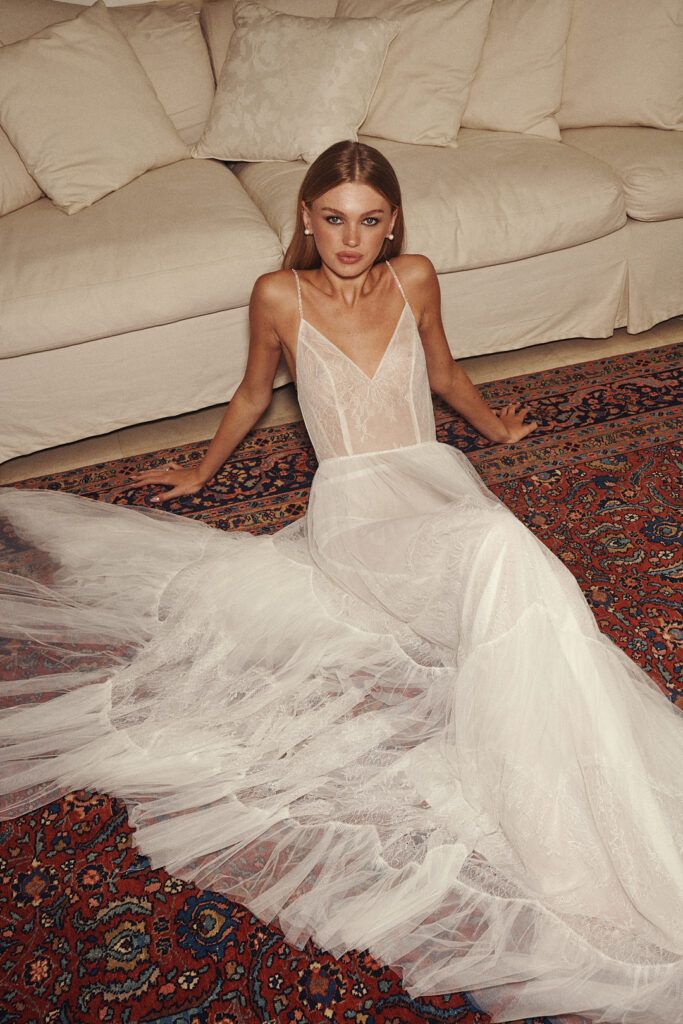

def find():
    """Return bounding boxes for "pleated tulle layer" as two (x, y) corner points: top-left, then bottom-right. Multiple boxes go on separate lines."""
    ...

(1, 441), (682, 1024)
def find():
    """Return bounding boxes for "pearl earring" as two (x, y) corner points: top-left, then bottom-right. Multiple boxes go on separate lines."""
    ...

(303, 228), (312, 235)
(386, 233), (394, 240)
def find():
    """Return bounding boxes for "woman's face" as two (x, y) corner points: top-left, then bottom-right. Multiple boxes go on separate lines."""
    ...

(301, 181), (397, 274)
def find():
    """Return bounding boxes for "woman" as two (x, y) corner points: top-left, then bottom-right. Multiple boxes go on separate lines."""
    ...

(0, 142), (681, 1024)
(129, 148), (535, 504)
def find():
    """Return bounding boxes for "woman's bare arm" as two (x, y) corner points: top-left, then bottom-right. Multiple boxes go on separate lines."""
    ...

(401, 254), (538, 444)
(129, 273), (285, 502)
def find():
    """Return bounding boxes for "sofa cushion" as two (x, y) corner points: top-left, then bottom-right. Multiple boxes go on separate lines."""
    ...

(98, 2), (214, 146)
(460, 0), (572, 140)
(557, 0), (683, 130)
(200, 0), (338, 80)
(233, 130), (627, 273)
(0, 159), (283, 358)
(561, 127), (683, 223)
(0, 2), (189, 214)
(0, 124), (42, 217)
(336, 0), (493, 148)
(193, 0), (398, 163)
(0, 0), (78, 40)
(0, 0), (215, 144)
(0, 35), (43, 215)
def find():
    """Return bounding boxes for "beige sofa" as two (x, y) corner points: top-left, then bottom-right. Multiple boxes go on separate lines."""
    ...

(1, 0), (681, 464)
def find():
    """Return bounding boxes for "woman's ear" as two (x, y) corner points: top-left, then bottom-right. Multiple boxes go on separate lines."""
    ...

(301, 200), (311, 232)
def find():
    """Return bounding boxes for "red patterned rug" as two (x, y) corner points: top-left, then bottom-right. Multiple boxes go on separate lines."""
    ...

(1, 342), (681, 1024)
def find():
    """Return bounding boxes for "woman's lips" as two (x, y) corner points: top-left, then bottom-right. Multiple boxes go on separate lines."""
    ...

(337, 252), (363, 263)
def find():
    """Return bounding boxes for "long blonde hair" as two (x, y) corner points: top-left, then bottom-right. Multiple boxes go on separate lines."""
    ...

(282, 140), (404, 271)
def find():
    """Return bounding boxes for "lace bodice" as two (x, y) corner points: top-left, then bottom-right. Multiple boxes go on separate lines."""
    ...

(293, 260), (436, 462)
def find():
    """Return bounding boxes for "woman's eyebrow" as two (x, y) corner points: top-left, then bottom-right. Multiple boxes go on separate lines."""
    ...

(320, 207), (385, 216)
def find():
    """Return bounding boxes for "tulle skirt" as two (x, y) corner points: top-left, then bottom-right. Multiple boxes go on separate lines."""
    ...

(1, 439), (681, 1023)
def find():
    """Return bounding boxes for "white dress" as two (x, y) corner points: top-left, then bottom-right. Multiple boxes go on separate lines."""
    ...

(0, 260), (681, 1024)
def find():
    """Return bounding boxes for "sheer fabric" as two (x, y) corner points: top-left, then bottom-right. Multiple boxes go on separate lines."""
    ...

(0, 260), (681, 1023)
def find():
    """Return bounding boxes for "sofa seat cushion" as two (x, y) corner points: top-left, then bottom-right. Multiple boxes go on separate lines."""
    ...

(560, 127), (683, 223)
(233, 129), (626, 273)
(0, 159), (283, 359)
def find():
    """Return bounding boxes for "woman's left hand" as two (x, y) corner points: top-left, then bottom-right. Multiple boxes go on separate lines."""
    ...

(128, 461), (208, 502)
(493, 401), (539, 443)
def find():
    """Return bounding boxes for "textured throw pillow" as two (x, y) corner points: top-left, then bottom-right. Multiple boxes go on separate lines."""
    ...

(200, 0), (338, 81)
(337, 0), (493, 147)
(0, 0), (215, 145)
(193, 0), (399, 163)
(557, 0), (683, 130)
(461, 0), (572, 140)
(0, 2), (189, 215)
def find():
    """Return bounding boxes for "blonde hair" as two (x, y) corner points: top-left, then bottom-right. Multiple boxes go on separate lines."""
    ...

(282, 140), (404, 271)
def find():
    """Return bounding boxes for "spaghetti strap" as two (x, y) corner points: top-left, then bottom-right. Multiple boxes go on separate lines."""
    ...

(385, 259), (407, 303)
(292, 268), (303, 321)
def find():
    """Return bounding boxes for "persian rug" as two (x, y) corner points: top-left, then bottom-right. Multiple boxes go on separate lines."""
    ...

(1, 342), (681, 1024)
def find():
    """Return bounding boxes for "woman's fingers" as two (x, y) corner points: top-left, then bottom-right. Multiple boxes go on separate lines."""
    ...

(128, 474), (172, 488)
(128, 462), (184, 486)
(498, 401), (535, 421)
(496, 403), (540, 442)
(500, 401), (528, 415)
(129, 461), (180, 475)
(150, 488), (179, 503)
(511, 403), (536, 422)
(150, 485), (199, 504)
(517, 418), (538, 438)
(124, 462), (203, 503)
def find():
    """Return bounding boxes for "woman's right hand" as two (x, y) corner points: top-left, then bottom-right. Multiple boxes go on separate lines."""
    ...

(127, 461), (209, 503)
(493, 401), (539, 443)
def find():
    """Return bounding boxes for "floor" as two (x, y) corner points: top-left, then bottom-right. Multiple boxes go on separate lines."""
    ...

(2, 315), (681, 486)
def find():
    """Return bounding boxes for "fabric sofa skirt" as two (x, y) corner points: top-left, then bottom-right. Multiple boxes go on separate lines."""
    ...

(2, 219), (681, 463)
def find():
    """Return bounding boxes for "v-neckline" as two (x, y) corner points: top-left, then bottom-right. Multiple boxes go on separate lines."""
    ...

(299, 301), (409, 383)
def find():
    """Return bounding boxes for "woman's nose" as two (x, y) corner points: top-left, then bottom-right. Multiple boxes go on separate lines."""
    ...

(343, 225), (360, 247)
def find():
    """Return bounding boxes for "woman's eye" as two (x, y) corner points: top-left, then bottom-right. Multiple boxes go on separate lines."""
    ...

(324, 216), (381, 226)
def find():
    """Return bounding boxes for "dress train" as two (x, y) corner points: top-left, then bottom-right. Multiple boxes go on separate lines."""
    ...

(1, 259), (681, 1022)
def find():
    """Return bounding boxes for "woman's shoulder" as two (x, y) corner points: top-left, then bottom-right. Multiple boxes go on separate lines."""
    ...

(389, 254), (437, 305)
(390, 253), (436, 275)
(251, 267), (297, 302)
(249, 268), (299, 324)
(247, 269), (300, 351)
(389, 253), (437, 288)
